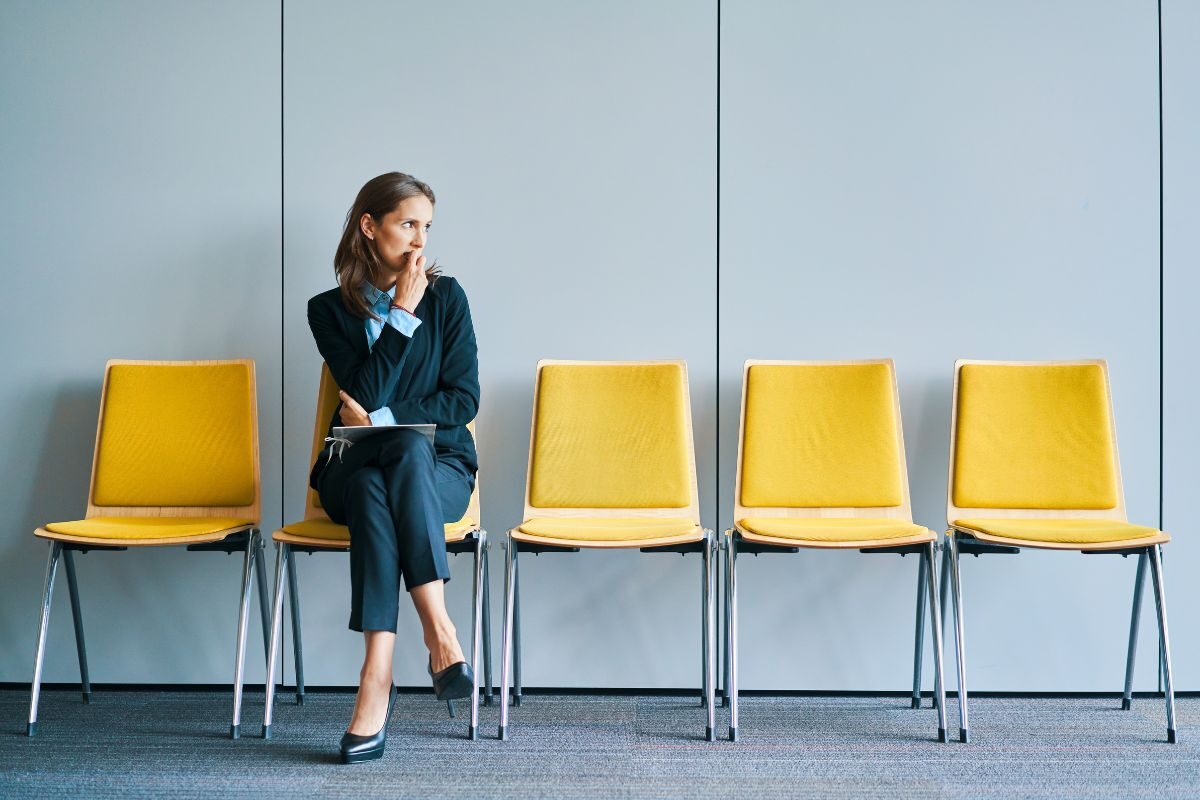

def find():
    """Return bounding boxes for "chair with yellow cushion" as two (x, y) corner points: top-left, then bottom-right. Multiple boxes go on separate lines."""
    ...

(497, 360), (717, 741)
(724, 360), (949, 742)
(28, 359), (270, 739)
(943, 359), (1176, 743)
(261, 364), (492, 740)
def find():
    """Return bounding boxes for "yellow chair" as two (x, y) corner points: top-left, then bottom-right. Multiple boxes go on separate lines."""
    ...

(261, 365), (492, 740)
(498, 360), (717, 741)
(28, 359), (269, 739)
(724, 360), (948, 742)
(943, 359), (1176, 743)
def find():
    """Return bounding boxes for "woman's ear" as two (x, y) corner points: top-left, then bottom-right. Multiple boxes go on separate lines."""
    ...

(359, 213), (376, 240)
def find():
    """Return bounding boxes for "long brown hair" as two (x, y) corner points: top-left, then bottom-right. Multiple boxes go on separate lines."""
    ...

(334, 171), (442, 320)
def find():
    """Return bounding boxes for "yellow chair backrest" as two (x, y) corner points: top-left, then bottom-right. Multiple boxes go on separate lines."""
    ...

(733, 359), (914, 522)
(304, 364), (480, 529)
(87, 359), (260, 520)
(523, 360), (700, 521)
(947, 359), (1126, 522)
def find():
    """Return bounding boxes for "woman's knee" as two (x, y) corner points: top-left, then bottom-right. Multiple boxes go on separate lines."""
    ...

(376, 429), (435, 472)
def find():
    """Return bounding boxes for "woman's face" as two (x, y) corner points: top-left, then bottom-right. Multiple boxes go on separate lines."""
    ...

(361, 194), (434, 273)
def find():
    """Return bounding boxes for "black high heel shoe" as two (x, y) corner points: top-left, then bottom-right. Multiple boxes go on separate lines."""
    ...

(428, 658), (475, 718)
(339, 683), (397, 765)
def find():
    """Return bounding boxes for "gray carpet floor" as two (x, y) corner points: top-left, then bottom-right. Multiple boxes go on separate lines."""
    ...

(1, 689), (1196, 799)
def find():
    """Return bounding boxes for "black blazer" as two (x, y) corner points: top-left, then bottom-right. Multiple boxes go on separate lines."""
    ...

(307, 275), (480, 488)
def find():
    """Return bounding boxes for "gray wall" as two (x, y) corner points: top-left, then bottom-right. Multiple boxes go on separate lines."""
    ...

(0, 0), (1193, 694)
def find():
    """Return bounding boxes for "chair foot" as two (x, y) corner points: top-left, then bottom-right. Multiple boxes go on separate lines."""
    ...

(705, 726), (715, 742)
(262, 725), (271, 739)
(728, 727), (738, 742)
(1121, 698), (1132, 711)
(938, 727), (947, 743)
(498, 725), (507, 741)
(959, 728), (969, 743)
(1169, 728), (1178, 744)
(447, 700), (456, 718)
(26, 722), (36, 737)
(512, 694), (522, 707)
(468, 725), (477, 741)
(484, 693), (493, 707)
(721, 696), (729, 708)
(700, 696), (707, 708)
(911, 697), (921, 709)
(296, 693), (305, 706)
(82, 692), (91, 705)
(230, 724), (240, 740)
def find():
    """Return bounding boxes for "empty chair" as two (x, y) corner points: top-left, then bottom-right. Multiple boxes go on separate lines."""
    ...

(28, 359), (270, 739)
(498, 360), (717, 741)
(261, 364), (493, 740)
(724, 359), (948, 742)
(942, 359), (1176, 743)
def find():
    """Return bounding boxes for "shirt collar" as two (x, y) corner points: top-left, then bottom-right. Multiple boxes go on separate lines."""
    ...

(361, 282), (396, 309)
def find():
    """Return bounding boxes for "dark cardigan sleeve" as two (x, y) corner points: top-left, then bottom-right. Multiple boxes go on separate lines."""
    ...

(307, 292), (413, 412)
(385, 278), (480, 426)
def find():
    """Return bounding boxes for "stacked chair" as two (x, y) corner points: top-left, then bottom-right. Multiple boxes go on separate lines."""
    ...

(497, 360), (717, 741)
(723, 359), (949, 742)
(940, 359), (1176, 743)
(261, 365), (492, 740)
(28, 359), (270, 739)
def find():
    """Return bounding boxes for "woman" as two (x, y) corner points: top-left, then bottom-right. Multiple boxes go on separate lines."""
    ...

(307, 172), (480, 764)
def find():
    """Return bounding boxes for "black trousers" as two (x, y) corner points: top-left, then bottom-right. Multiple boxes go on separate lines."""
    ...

(316, 428), (474, 633)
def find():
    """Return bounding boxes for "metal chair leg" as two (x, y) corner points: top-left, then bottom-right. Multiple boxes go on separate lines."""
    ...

(935, 537), (951, 712)
(700, 527), (710, 743)
(253, 532), (271, 664)
(1121, 551), (1147, 710)
(924, 542), (949, 742)
(468, 531), (486, 740)
(947, 533), (969, 743)
(28, 542), (63, 737)
(727, 532), (739, 742)
(498, 536), (517, 740)
(722, 534), (730, 708)
(700, 536), (710, 708)
(482, 548), (494, 706)
(286, 546), (304, 705)
(1148, 545), (1178, 743)
(262, 542), (289, 739)
(62, 548), (91, 705)
(230, 531), (258, 739)
(911, 549), (928, 709)
(512, 545), (522, 707)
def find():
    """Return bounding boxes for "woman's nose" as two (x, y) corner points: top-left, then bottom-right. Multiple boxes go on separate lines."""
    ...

(412, 230), (426, 247)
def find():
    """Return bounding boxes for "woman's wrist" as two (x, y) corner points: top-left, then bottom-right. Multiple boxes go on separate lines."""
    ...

(390, 301), (414, 317)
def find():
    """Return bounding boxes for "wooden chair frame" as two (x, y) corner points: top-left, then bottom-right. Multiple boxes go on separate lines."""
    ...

(28, 359), (270, 739)
(261, 365), (493, 740)
(723, 359), (948, 742)
(940, 359), (1177, 743)
(497, 359), (717, 742)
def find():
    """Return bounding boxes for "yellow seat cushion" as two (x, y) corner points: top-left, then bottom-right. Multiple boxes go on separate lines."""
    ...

(954, 518), (1160, 545)
(42, 517), (254, 541)
(953, 364), (1118, 510)
(738, 517), (930, 543)
(741, 363), (903, 508)
(92, 363), (257, 507)
(278, 517), (477, 543)
(529, 363), (693, 508)
(517, 517), (702, 542)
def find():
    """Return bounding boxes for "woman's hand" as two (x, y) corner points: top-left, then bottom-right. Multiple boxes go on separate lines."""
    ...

(338, 390), (372, 427)
(392, 249), (428, 313)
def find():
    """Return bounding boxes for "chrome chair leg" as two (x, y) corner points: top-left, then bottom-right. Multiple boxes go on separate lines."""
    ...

(482, 549), (494, 706)
(262, 542), (289, 739)
(911, 549), (928, 709)
(468, 530), (486, 740)
(1148, 545), (1178, 743)
(700, 527), (710, 743)
(924, 542), (949, 742)
(62, 548), (91, 705)
(947, 533), (969, 743)
(727, 532), (740, 742)
(498, 536), (517, 740)
(286, 547), (304, 705)
(230, 530), (258, 739)
(1121, 551), (1147, 710)
(722, 534), (730, 709)
(512, 545), (522, 707)
(253, 532), (271, 664)
(700, 537), (710, 709)
(28, 542), (63, 737)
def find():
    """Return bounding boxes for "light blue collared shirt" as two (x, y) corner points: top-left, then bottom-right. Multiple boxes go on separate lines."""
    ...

(361, 282), (421, 426)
